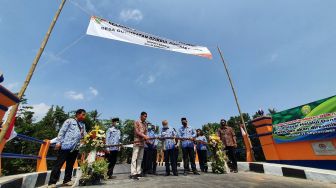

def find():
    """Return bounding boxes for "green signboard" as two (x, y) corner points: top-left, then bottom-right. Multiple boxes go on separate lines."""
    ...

(272, 95), (336, 143)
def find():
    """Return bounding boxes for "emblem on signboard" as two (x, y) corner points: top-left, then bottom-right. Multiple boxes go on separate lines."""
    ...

(301, 105), (311, 115)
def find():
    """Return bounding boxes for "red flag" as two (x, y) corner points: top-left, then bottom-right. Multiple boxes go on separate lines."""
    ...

(4, 110), (17, 140)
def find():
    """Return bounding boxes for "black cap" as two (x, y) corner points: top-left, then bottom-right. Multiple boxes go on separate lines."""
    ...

(181, 117), (187, 121)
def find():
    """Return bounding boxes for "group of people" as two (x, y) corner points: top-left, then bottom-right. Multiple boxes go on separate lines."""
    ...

(128, 112), (238, 180)
(47, 109), (238, 187)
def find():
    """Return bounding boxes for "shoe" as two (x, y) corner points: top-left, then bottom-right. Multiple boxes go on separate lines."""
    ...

(173, 173), (178, 176)
(193, 171), (200, 175)
(164, 173), (170, 176)
(139, 173), (147, 177)
(153, 172), (158, 176)
(130, 175), (139, 180)
(63, 180), (74, 186)
(233, 170), (238, 173)
(183, 172), (188, 176)
(108, 176), (116, 179)
(47, 184), (56, 188)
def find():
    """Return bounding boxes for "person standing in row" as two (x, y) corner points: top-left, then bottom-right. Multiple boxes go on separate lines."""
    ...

(161, 120), (178, 176)
(196, 129), (208, 172)
(217, 119), (238, 173)
(48, 109), (87, 188)
(173, 128), (180, 169)
(130, 112), (149, 180)
(142, 123), (159, 175)
(179, 117), (200, 176)
(105, 118), (121, 179)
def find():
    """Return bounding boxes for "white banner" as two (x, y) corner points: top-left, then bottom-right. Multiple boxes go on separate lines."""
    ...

(86, 16), (212, 59)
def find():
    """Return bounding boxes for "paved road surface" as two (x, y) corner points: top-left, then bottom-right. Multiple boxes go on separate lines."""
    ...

(72, 164), (335, 188)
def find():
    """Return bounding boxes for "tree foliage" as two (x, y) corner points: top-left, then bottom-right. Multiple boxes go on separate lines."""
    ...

(2, 98), (267, 175)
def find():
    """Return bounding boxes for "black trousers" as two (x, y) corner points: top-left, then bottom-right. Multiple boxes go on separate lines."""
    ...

(106, 151), (118, 176)
(197, 150), (208, 171)
(182, 147), (196, 172)
(225, 146), (237, 170)
(49, 149), (78, 185)
(152, 149), (158, 173)
(142, 147), (157, 173)
(174, 147), (179, 167)
(164, 149), (177, 174)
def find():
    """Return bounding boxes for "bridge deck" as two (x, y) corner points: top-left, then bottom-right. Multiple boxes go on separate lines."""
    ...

(60, 164), (335, 188)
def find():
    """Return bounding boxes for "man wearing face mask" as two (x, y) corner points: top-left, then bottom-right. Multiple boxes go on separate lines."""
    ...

(178, 117), (200, 176)
(144, 123), (160, 175)
(161, 120), (178, 176)
(217, 119), (238, 173)
(105, 118), (121, 179)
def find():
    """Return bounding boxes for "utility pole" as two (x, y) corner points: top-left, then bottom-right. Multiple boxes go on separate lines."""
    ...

(217, 46), (255, 161)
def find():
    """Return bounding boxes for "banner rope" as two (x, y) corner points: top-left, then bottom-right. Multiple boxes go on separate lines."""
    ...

(36, 34), (86, 73)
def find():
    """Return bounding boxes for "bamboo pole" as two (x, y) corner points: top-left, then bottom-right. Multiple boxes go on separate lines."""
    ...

(0, 0), (67, 143)
(217, 46), (255, 161)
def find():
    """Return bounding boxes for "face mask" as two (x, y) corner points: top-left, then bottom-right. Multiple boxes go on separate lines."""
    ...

(115, 122), (120, 126)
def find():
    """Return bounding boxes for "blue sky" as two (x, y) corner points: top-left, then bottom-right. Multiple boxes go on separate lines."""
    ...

(1, 0), (335, 129)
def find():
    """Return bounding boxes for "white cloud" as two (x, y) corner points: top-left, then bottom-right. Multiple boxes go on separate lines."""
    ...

(65, 91), (85, 100)
(119, 9), (143, 22)
(136, 74), (157, 85)
(85, 0), (100, 15)
(147, 75), (156, 84)
(43, 51), (68, 64)
(4, 82), (20, 91)
(89, 86), (99, 96)
(31, 103), (51, 121)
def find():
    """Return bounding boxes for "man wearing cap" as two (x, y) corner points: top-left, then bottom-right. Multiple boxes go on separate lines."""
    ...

(130, 112), (149, 180)
(105, 118), (121, 179)
(217, 119), (238, 173)
(178, 117), (200, 176)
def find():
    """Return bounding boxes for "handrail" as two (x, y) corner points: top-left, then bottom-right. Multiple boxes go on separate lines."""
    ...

(46, 156), (57, 160)
(16, 134), (45, 144)
(1, 152), (41, 159)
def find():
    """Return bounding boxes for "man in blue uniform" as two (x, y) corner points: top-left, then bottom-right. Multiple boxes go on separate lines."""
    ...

(161, 120), (178, 176)
(48, 109), (87, 188)
(142, 122), (158, 175)
(179, 117), (200, 176)
(105, 118), (121, 179)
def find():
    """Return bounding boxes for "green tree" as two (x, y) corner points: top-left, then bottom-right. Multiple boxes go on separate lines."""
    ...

(119, 119), (135, 164)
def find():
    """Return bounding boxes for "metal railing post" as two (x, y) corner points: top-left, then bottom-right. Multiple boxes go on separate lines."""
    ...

(36, 140), (50, 172)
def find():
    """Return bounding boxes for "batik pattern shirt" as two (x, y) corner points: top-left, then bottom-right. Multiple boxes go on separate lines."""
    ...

(145, 129), (158, 149)
(134, 120), (147, 147)
(178, 126), (196, 148)
(161, 127), (176, 150)
(57, 118), (86, 150)
(106, 126), (121, 151)
(217, 126), (236, 147)
(196, 135), (207, 150)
